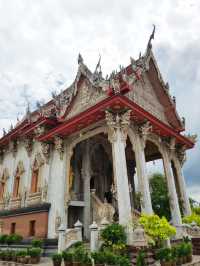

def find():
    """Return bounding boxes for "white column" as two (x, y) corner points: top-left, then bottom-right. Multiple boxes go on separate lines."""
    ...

(162, 149), (182, 226)
(58, 224), (66, 252)
(173, 158), (192, 217)
(106, 111), (133, 240)
(82, 140), (91, 239)
(129, 130), (153, 214)
(90, 221), (99, 251)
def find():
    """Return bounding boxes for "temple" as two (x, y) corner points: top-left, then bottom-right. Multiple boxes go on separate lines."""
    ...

(0, 32), (196, 242)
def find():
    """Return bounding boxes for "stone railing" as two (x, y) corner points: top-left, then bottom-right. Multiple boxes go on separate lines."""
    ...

(26, 191), (42, 206)
(181, 223), (200, 238)
(91, 190), (115, 225)
(58, 220), (83, 252)
(0, 200), (4, 210)
(10, 195), (22, 209)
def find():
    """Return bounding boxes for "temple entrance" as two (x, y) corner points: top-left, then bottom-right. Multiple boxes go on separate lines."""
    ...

(67, 133), (115, 238)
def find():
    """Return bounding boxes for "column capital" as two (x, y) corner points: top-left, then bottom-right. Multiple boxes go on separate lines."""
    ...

(54, 136), (64, 160)
(105, 110), (131, 143)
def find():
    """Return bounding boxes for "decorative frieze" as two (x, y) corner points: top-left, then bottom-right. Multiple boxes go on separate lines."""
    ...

(9, 140), (18, 157)
(34, 125), (45, 137)
(105, 109), (131, 143)
(184, 134), (198, 144)
(23, 138), (33, 157)
(54, 136), (64, 160)
(41, 142), (51, 164)
(138, 121), (152, 147)
(176, 145), (187, 166)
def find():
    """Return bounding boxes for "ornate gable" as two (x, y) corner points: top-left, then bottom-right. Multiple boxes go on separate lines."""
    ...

(127, 72), (169, 125)
(66, 78), (107, 120)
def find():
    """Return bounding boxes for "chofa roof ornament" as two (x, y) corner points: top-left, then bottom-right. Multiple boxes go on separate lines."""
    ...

(147, 24), (156, 50)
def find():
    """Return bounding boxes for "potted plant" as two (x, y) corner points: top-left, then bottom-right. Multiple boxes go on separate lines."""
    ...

(52, 253), (63, 266)
(31, 238), (43, 248)
(104, 251), (118, 266)
(6, 234), (23, 245)
(118, 255), (131, 266)
(156, 247), (173, 266)
(81, 252), (92, 266)
(185, 242), (192, 263)
(62, 251), (73, 266)
(0, 250), (6, 261)
(91, 251), (105, 266)
(101, 223), (126, 253)
(16, 250), (29, 264)
(28, 247), (42, 264)
(72, 246), (85, 266)
(136, 250), (147, 266)
(0, 234), (8, 245)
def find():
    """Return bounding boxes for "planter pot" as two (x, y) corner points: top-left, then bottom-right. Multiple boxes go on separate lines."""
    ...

(73, 262), (82, 266)
(53, 261), (62, 266)
(161, 262), (172, 266)
(30, 256), (40, 264)
(186, 255), (192, 263)
(64, 262), (73, 266)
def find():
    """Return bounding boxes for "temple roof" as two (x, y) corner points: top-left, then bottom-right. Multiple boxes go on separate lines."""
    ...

(0, 31), (197, 150)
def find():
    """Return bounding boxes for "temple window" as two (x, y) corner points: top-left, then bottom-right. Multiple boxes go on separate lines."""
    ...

(13, 161), (25, 198)
(29, 220), (36, 236)
(30, 154), (44, 194)
(0, 168), (9, 200)
(10, 222), (16, 234)
(13, 175), (20, 198)
(0, 181), (5, 200)
(30, 168), (39, 193)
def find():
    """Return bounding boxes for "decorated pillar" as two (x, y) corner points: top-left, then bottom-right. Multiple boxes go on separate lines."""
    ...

(106, 110), (132, 230)
(82, 140), (91, 239)
(173, 157), (191, 217)
(162, 148), (182, 226)
(131, 132), (153, 215)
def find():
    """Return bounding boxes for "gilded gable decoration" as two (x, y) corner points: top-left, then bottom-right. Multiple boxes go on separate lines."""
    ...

(0, 168), (9, 182)
(15, 161), (25, 177)
(32, 153), (45, 171)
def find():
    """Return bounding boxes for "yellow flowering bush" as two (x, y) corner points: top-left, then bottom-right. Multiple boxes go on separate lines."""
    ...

(183, 213), (200, 226)
(139, 214), (176, 245)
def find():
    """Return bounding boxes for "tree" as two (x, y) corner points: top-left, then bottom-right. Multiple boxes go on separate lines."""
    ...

(149, 173), (171, 221)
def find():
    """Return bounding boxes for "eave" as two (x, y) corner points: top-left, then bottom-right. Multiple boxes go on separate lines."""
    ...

(0, 117), (58, 148)
(38, 94), (194, 149)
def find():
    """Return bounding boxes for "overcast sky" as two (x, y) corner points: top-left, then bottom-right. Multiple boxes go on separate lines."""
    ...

(0, 0), (199, 201)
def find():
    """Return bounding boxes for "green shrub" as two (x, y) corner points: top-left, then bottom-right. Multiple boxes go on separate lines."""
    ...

(183, 213), (200, 226)
(118, 255), (131, 266)
(136, 250), (146, 266)
(72, 245), (86, 262)
(52, 253), (62, 262)
(16, 250), (27, 257)
(62, 251), (73, 262)
(70, 241), (83, 249)
(101, 223), (127, 253)
(139, 214), (176, 247)
(28, 247), (42, 258)
(91, 251), (105, 264)
(103, 251), (118, 265)
(31, 238), (43, 248)
(6, 234), (23, 245)
(0, 234), (8, 244)
(81, 252), (92, 264)
(0, 250), (6, 260)
(156, 248), (172, 262)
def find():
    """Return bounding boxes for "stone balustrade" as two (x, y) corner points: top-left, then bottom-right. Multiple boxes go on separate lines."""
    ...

(9, 196), (22, 209)
(26, 191), (42, 206)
